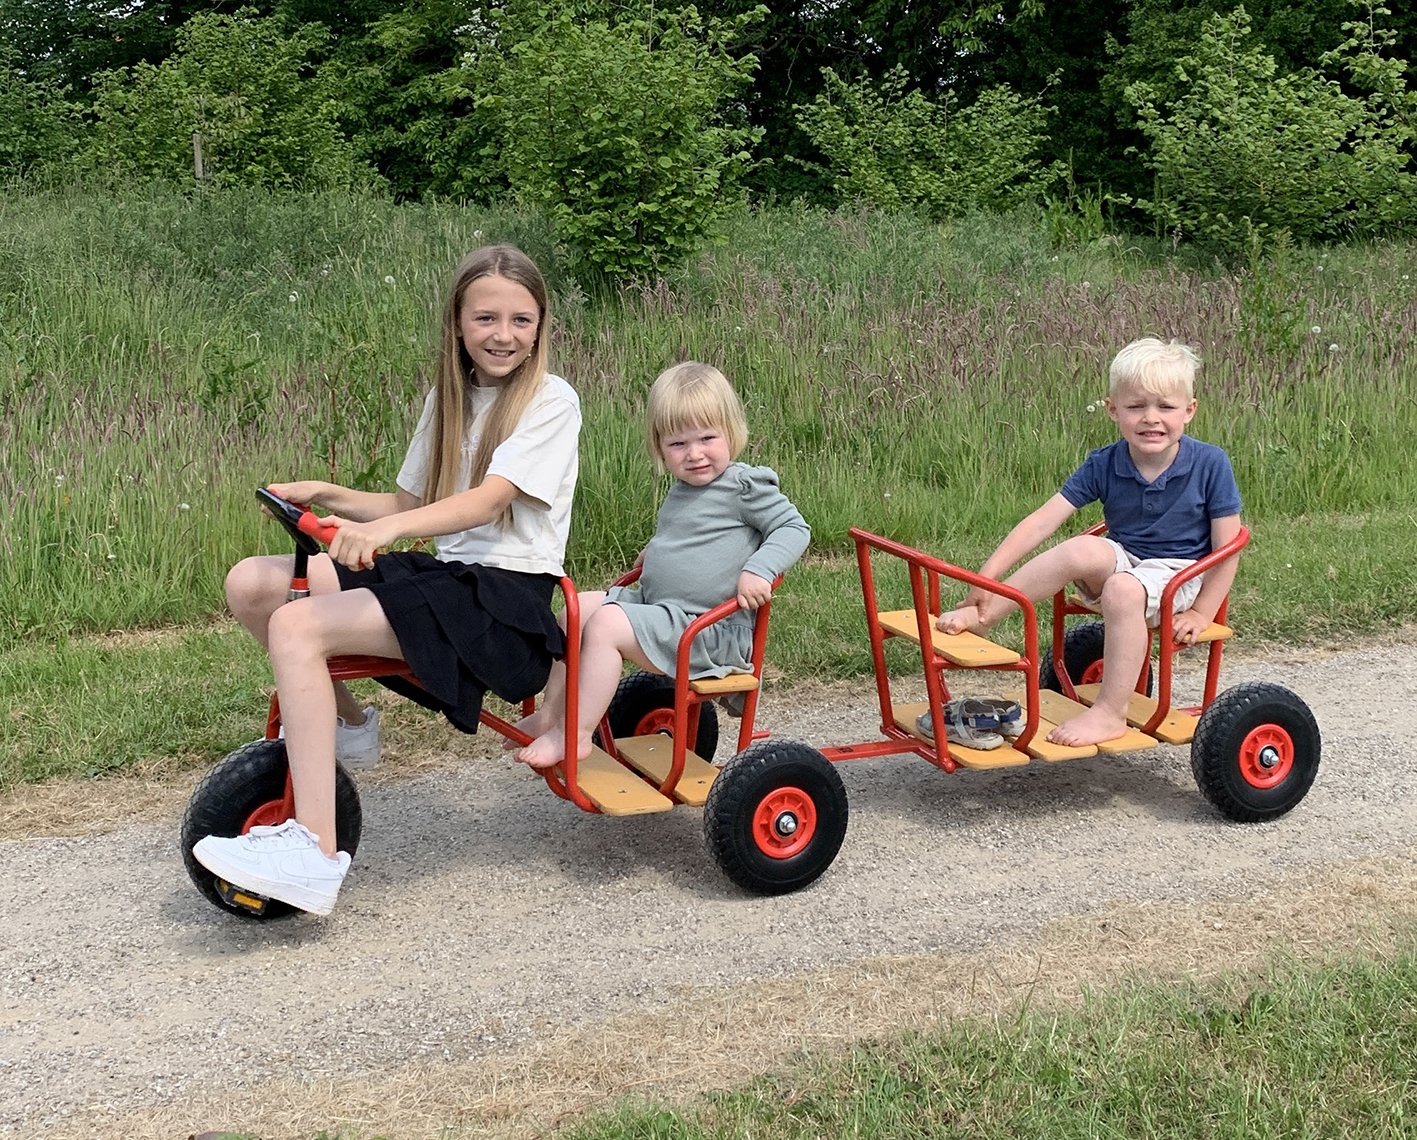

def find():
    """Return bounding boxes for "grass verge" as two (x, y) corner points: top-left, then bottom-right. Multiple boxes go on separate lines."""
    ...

(562, 948), (1417, 1140)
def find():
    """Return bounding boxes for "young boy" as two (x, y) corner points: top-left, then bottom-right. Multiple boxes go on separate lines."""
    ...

(936, 338), (1242, 747)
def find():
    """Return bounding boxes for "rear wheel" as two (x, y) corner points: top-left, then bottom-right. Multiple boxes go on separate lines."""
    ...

(1191, 683), (1320, 822)
(1040, 621), (1153, 697)
(705, 740), (847, 895)
(180, 738), (363, 919)
(600, 671), (719, 762)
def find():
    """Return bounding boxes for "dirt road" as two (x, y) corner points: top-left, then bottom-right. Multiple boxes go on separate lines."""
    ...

(3, 637), (1416, 1138)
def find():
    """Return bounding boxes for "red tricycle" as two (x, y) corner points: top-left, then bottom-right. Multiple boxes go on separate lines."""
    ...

(180, 490), (849, 918)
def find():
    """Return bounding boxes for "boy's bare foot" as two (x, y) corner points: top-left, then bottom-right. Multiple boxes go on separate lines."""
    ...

(1046, 706), (1129, 747)
(935, 605), (984, 635)
(516, 731), (593, 771)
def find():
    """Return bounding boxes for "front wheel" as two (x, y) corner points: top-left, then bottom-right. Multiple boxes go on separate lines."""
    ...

(180, 737), (363, 919)
(705, 740), (847, 895)
(1190, 682), (1320, 822)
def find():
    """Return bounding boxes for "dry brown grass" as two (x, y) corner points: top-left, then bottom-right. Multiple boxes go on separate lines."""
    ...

(27, 851), (1417, 1140)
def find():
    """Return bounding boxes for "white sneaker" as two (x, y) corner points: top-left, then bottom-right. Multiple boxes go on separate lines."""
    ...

(336, 706), (381, 770)
(193, 820), (351, 916)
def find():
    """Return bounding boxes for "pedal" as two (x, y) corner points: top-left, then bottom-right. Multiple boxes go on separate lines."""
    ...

(215, 877), (271, 916)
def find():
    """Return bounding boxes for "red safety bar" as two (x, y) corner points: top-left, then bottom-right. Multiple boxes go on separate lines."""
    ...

(1046, 523), (1250, 733)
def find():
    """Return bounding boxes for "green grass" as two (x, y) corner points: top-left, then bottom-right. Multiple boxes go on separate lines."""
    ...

(3, 184), (1416, 645)
(561, 950), (1417, 1140)
(2, 183), (1415, 786)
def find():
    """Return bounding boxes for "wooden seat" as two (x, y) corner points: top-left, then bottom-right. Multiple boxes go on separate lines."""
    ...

(877, 610), (1020, 666)
(688, 673), (760, 696)
(893, 702), (1030, 769)
(1073, 684), (1199, 745)
(612, 736), (719, 806)
(566, 748), (674, 815)
(1005, 690), (1157, 755)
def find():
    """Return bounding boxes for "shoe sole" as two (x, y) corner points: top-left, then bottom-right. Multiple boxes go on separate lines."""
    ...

(192, 840), (341, 916)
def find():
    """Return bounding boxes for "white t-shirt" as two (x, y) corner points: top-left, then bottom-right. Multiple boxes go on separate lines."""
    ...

(396, 374), (580, 576)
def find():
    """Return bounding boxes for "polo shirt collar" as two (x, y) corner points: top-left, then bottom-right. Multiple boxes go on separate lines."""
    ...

(1112, 434), (1195, 488)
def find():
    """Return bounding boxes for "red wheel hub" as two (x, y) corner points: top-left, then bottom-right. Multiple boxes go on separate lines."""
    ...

(1079, 660), (1106, 685)
(635, 708), (678, 736)
(242, 799), (288, 832)
(751, 787), (817, 858)
(1238, 724), (1294, 788)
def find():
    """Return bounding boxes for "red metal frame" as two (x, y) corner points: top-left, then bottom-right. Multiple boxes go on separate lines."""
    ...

(259, 546), (781, 819)
(813, 524), (1248, 770)
(1046, 522), (1250, 735)
(590, 565), (778, 798)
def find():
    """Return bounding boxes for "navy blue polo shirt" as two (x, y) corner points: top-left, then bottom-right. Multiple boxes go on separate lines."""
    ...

(1059, 436), (1241, 561)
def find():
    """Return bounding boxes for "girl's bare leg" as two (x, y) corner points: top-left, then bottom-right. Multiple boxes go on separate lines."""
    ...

(936, 535), (1121, 634)
(225, 553), (369, 725)
(265, 589), (403, 855)
(506, 591), (609, 748)
(517, 604), (659, 769)
(1047, 573), (1147, 747)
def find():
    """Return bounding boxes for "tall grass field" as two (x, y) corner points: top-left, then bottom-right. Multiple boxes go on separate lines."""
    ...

(2, 183), (1415, 783)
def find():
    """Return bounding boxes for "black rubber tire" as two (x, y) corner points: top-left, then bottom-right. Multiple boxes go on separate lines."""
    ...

(705, 739), (848, 895)
(180, 738), (363, 919)
(600, 670), (719, 763)
(1190, 682), (1321, 822)
(1040, 620), (1153, 697)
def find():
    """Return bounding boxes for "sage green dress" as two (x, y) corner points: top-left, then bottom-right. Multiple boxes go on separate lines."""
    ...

(604, 463), (810, 678)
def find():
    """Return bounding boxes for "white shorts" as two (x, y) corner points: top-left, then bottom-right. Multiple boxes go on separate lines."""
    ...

(1072, 538), (1201, 627)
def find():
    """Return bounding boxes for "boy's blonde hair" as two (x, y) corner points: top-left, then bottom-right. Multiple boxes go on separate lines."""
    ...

(645, 362), (748, 472)
(1108, 338), (1200, 399)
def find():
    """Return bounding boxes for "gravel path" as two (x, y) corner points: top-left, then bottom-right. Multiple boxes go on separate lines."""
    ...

(3, 638), (1415, 1135)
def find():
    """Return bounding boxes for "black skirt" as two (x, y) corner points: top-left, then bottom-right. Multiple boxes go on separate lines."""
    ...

(334, 551), (563, 734)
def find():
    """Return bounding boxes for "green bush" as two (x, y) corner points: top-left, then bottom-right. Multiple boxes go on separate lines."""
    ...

(478, 2), (763, 279)
(1125, 4), (1416, 249)
(88, 8), (368, 190)
(794, 65), (1064, 217)
(0, 46), (80, 175)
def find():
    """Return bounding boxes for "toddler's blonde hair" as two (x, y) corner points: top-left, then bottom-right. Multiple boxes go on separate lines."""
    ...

(644, 362), (748, 472)
(1109, 338), (1199, 399)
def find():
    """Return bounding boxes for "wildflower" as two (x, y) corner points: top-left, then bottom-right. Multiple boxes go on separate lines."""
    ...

(384, 275), (396, 286)
(882, 492), (891, 499)
(289, 292), (298, 303)
(1404, 275), (1410, 281)
(1328, 343), (1339, 352)
(1310, 326), (1321, 334)
(54, 474), (64, 486)
(1050, 255), (1059, 262)
(1082, 281), (1091, 288)
(473, 230), (483, 240)
(107, 554), (116, 561)
(180, 503), (191, 511)
(1086, 404), (1096, 413)
(1316, 265), (1324, 271)
(1286, 563), (1292, 569)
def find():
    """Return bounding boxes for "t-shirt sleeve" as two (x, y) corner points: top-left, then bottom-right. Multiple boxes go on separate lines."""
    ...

(1059, 449), (1105, 509)
(738, 466), (811, 582)
(395, 390), (439, 499)
(1205, 447), (1243, 518)
(485, 390), (582, 510)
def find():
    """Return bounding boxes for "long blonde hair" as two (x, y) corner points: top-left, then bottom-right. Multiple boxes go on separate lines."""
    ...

(423, 246), (550, 512)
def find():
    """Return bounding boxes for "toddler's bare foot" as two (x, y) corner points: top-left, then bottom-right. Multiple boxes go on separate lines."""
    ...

(504, 710), (549, 750)
(1046, 706), (1129, 747)
(516, 731), (593, 770)
(935, 605), (984, 635)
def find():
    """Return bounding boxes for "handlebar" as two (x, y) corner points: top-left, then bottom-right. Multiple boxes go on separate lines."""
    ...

(257, 487), (340, 553)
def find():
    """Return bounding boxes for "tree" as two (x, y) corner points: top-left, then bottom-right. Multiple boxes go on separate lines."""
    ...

(88, 8), (368, 189)
(0, 45), (81, 173)
(795, 66), (1062, 216)
(480, 2), (763, 277)
(1125, 5), (1415, 248)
